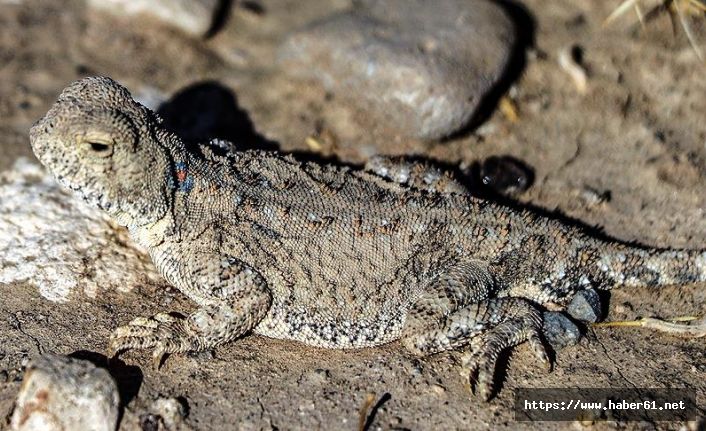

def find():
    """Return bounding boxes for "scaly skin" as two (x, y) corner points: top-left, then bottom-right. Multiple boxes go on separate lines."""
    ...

(29, 77), (706, 400)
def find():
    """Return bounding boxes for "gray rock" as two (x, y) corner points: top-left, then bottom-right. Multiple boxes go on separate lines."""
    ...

(543, 312), (581, 350)
(278, 0), (515, 140)
(10, 354), (119, 431)
(88, 0), (220, 37)
(567, 288), (603, 323)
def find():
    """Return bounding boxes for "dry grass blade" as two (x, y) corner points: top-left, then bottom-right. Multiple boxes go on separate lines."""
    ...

(358, 393), (377, 431)
(687, 0), (706, 12)
(635, 3), (647, 29)
(604, 0), (644, 25)
(357, 392), (392, 431)
(674, 0), (705, 59)
(558, 47), (589, 94)
(605, 0), (706, 61)
(593, 316), (706, 337)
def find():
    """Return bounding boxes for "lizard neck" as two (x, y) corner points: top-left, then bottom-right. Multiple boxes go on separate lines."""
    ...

(113, 131), (184, 229)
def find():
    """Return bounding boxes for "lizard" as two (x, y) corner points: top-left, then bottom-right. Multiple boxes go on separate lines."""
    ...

(29, 77), (706, 400)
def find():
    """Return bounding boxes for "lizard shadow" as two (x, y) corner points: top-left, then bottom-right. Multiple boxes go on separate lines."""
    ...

(156, 80), (357, 167)
(419, 155), (670, 252)
(156, 81), (280, 152)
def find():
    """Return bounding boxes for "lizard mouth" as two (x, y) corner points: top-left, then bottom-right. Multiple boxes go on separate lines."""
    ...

(28, 120), (55, 170)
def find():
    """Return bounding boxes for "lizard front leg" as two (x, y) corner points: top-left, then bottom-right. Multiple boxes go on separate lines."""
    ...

(108, 253), (271, 366)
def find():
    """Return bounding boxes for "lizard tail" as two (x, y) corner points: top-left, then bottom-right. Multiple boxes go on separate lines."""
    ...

(596, 245), (706, 288)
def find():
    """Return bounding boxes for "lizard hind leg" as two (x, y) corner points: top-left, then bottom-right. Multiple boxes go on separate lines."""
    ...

(460, 299), (551, 400)
(403, 294), (551, 401)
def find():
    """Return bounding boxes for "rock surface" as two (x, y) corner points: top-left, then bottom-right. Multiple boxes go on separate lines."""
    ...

(10, 354), (119, 431)
(278, 0), (515, 140)
(88, 0), (220, 37)
(0, 159), (162, 303)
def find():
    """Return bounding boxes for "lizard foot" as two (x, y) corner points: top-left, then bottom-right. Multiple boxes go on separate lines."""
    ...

(462, 311), (551, 401)
(593, 315), (706, 338)
(108, 312), (200, 368)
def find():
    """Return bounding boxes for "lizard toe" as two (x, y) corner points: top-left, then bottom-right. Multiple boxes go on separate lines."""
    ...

(527, 326), (553, 371)
(463, 347), (498, 401)
(463, 308), (551, 401)
(108, 313), (200, 362)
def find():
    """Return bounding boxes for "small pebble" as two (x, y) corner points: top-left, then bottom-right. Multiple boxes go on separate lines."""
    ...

(615, 302), (633, 314)
(430, 384), (446, 395)
(314, 368), (331, 379)
(567, 288), (603, 323)
(10, 354), (119, 431)
(187, 349), (215, 361)
(558, 45), (589, 94)
(480, 155), (534, 195)
(576, 186), (611, 208)
(139, 413), (160, 431)
(543, 312), (582, 350)
(301, 368), (331, 384)
(151, 396), (189, 430)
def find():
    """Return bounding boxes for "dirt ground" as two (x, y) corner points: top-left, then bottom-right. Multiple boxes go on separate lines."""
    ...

(0, 0), (705, 429)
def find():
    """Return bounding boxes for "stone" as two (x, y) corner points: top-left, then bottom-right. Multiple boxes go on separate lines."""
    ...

(542, 312), (581, 350)
(566, 288), (603, 323)
(10, 354), (119, 431)
(479, 156), (534, 196)
(0, 159), (162, 303)
(278, 0), (515, 140)
(149, 397), (190, 430)
(88, 0), (220, 37)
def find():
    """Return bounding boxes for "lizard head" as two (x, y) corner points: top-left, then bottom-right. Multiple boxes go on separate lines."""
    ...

(30, 76), (172, 227)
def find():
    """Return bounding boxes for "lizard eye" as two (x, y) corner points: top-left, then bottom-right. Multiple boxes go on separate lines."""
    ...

(81, 139), (114, 157)
(89, 142), (110, 152)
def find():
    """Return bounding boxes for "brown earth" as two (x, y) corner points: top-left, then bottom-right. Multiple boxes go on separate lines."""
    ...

(0, 0), (705, 429)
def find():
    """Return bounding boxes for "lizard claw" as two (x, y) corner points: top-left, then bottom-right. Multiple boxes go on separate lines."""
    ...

(527, 327), (553, 372)
(462, 314), (552, 401)
(152, 347), (168, 370)
(107, 312), (199, 366)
